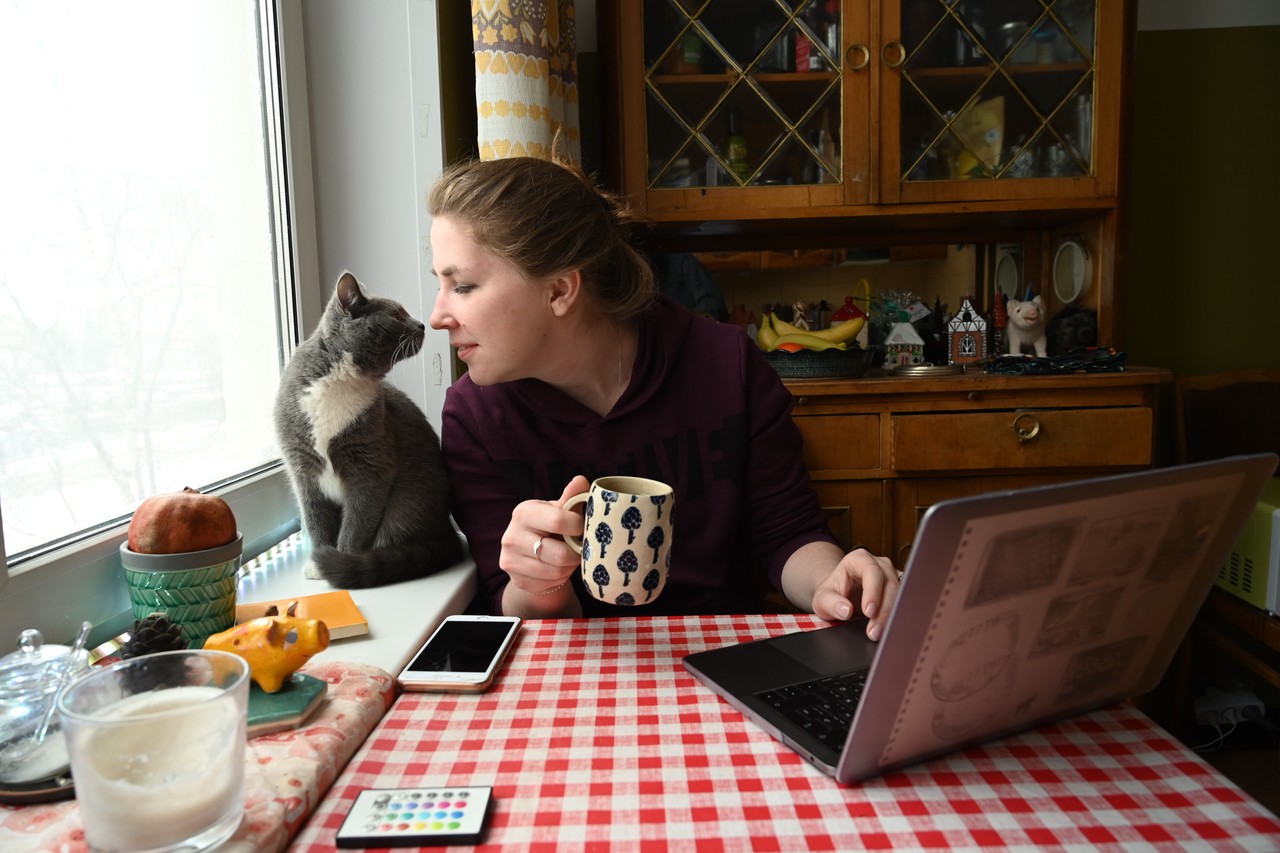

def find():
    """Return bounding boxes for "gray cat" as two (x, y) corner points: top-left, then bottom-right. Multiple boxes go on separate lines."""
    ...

(274, 272), (463, 588)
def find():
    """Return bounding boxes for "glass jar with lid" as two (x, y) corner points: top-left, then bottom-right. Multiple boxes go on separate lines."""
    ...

(0, 627), (90, 788)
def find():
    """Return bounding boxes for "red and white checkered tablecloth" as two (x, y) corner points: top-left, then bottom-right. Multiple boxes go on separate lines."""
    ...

(290, 615), (1280, 852)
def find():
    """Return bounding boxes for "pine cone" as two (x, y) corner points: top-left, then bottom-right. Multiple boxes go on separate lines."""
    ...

(119, 613), (191, 691)
(120, 613), (189, 659)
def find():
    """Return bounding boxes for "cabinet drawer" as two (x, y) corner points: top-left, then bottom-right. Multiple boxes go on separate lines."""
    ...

(891, 408), (1153, 472)
(794, 414), (881, 473)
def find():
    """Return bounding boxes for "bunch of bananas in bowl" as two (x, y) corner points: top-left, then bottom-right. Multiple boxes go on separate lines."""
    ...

(756, 312), (866, 353)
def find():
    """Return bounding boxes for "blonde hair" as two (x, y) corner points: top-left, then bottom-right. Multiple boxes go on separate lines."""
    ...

(428, 156), (657, 323)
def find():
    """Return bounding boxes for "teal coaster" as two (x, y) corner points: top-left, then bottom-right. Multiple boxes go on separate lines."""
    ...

(246, 672), (327, 736)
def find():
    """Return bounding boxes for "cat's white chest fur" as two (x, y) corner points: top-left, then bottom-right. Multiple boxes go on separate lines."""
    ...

(301, 352), (379, 502)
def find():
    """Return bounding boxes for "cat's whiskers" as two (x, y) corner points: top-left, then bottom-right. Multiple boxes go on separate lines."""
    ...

(392, 332), (421, 365)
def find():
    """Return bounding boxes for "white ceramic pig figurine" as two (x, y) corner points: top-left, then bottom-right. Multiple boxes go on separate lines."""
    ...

(1006, 296), (1048, 357)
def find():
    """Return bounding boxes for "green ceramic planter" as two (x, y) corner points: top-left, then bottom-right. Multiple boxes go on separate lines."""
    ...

(120, 534), (243, 647)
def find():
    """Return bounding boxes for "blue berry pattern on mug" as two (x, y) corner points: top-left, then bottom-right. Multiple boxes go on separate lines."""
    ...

(600, 489), (619, 515)
(594, 521), (613, 557)
(620, 506), (643, 543)
(591, 564), (610, 597)
(618, 549), (638, 585)
(642, 569), (662, 602)
(650, 494), (667, 518)
(646, 525), (665, 564)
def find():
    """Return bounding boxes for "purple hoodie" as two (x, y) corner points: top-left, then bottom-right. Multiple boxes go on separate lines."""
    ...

(441, 296), (837, 616)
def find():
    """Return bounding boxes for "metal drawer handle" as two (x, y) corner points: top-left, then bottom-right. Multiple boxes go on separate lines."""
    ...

(1011, 413), (1042, 443)
(881, 40), (906, 69)
(845, 43), (870, 71)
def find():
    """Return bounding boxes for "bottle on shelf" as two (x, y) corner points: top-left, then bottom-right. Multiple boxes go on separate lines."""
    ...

(823, 0), (840, 61)
(664, 26), (703, 74)
(724, 106), (750, 183)
(794, 2), (825, 73)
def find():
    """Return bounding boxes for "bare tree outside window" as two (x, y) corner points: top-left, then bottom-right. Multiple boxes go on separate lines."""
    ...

(0, 0), (285, 562)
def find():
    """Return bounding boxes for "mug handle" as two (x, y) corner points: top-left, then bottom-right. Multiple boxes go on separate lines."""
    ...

(562, 492), (590, 554)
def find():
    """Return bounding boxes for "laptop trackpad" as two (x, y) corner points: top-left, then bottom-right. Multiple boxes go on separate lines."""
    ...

(769, 619), (878, 676)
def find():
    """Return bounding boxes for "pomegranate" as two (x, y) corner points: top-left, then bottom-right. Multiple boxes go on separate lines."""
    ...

(126, 487), (237, 554)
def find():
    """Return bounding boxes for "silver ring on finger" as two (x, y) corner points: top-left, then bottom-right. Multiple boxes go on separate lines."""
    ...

(532, 536), (544, 562)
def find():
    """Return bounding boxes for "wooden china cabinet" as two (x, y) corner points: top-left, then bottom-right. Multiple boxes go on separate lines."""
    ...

(603, 0), (1121, 211)
(598, 1), (1168, 561)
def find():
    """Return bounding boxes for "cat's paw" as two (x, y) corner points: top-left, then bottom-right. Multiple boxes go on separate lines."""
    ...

(303, 560), (325, 580)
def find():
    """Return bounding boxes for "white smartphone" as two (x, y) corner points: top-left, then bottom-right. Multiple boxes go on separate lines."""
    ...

(396, 615), (522, 693)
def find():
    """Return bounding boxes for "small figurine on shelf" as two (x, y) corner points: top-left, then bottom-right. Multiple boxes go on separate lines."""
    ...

(791, 299), (811, 330)
(830, 294), (870, 347)
(1006, 295), (1048, 357)
(947, 297), (989, 365)
(885, 322), (925, 366)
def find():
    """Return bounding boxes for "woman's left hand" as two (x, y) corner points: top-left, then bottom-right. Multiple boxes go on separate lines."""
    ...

(811, 548), (901, 641)
(782, 542), (901, 641)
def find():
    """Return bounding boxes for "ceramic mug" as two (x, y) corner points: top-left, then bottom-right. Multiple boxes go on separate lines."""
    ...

(564, 476), (674, 606)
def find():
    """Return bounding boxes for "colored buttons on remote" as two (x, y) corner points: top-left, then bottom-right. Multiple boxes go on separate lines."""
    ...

(336, 786), (493, 848)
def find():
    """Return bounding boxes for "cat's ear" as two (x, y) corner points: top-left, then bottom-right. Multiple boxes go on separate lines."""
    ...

(337, 272), (367, 315)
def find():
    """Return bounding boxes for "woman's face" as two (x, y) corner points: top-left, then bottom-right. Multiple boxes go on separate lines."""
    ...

(428, 216), (552, 387)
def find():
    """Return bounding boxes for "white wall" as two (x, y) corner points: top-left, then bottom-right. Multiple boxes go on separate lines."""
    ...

(291, 0), (451, 427)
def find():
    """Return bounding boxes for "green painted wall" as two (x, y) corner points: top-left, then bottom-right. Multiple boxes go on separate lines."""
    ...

(1125, 25), (1280, 374)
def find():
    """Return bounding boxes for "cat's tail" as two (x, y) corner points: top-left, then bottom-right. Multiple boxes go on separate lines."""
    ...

(310, 533), (466, 589)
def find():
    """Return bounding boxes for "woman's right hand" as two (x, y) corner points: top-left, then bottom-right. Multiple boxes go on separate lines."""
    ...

(497, 475), (590, 617)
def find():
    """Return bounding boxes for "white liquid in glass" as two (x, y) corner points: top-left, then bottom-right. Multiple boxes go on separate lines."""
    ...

(71, 685), (244, 851)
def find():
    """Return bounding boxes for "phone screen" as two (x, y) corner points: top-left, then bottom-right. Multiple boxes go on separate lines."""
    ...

(404, 619), (516, 674)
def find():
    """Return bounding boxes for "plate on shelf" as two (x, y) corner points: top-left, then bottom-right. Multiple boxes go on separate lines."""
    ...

(1053, 238), (1092, 304)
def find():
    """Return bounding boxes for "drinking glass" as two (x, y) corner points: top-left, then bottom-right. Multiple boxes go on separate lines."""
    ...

(58, 649), (249, 852)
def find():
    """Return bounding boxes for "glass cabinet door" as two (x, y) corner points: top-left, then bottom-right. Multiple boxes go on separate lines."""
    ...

(640, 0), (862, 204)
(887, 0), (1101, 201)
(615, 0), (1118, 213)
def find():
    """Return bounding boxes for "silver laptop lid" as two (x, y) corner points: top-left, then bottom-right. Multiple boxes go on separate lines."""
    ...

(838, 453), (1277, 783)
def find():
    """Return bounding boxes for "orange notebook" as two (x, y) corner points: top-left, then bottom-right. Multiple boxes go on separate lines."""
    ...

(235, 590), (369, 640)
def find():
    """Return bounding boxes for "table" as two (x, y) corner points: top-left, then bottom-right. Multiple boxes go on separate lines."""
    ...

(291, 615), (1280, 851)
(0, 660), (396, 852)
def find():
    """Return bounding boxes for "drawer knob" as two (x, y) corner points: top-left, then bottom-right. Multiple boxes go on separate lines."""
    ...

(844, 43), (871, 72)
(1011, 413), (1042, 443)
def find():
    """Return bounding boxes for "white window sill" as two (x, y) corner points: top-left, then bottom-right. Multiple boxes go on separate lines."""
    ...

(235, 532), (478, 675)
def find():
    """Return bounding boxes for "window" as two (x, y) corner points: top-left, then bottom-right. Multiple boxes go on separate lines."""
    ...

(0, 0), (302, 635)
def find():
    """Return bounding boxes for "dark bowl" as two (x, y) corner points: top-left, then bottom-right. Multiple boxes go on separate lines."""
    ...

(762, 345), (879, 379)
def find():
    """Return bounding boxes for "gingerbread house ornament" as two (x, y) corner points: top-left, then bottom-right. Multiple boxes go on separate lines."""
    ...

(947, 298), (988, 365)
(884, 322), (925, 367)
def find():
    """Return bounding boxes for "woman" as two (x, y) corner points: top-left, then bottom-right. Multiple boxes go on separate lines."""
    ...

(428, 155), (900, 639)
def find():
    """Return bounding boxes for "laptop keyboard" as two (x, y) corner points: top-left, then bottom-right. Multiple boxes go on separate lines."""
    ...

(755, 669), (868, 749)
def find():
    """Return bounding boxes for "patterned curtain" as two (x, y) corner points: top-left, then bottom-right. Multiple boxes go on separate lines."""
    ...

(472, 0), (580, 162)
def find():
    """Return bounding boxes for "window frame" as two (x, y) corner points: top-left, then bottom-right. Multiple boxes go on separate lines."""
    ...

(0, 0), (322, 644)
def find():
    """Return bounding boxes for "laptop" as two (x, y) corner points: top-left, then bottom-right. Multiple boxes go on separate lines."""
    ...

(684, 454), (1278, 783)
